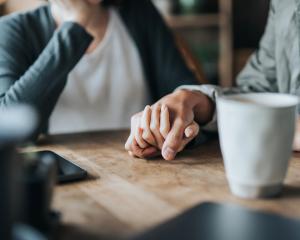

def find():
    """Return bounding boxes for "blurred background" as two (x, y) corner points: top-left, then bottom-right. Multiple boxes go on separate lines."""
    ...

(0, 0), (270, 87)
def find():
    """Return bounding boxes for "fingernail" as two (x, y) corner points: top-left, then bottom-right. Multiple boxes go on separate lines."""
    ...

(162, 147), (176, 160)
(185, 128), (193, 138)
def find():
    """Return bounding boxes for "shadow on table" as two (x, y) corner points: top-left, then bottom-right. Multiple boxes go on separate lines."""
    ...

(57, 224), (124, 240)
(142, 137), (221, 163)
(37, 130), (129, 146)
(58, 173), (99, 186)
(282, 185), (300, 199)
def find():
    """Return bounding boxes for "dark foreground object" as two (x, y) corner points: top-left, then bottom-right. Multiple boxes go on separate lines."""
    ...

(133, 202), (300, 240)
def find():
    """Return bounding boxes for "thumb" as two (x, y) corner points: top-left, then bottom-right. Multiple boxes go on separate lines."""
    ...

(184, 121), (200, 139)
(177, 121), (200, 152)
(161, 119), (185, 161)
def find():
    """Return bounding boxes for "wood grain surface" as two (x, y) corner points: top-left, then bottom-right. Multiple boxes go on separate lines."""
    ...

(25, 130), (300, 239)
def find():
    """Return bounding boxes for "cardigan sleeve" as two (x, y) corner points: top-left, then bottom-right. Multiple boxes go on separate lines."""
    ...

(144, 0), (199, 98)
(119, 0), (199, 101)
(0, 14), (93, 137)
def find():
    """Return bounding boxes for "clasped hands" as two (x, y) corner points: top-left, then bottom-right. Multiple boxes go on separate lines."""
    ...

(125, 89), (215, 160)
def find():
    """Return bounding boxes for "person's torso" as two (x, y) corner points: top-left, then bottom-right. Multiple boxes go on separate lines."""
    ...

(269, 0), (300, 94)
(48, 9), (150, 134)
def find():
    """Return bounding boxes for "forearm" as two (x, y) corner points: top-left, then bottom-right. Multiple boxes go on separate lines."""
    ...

(0, 22), (93, 136)
(193, 92), (215, 125)
(175, 86), (219, 126)
(1, 22), (92, 104)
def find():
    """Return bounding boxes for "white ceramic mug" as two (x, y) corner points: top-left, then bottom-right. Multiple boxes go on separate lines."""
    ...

(217, 93), (298, 199)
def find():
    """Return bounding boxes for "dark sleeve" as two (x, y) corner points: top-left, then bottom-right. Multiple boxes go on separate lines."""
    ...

(145, 1), (199, 98)
(120, 0), (199, 100)
(0, 17), (93, 137)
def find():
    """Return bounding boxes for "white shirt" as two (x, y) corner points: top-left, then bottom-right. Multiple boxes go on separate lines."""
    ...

(49, 9), (150, 134)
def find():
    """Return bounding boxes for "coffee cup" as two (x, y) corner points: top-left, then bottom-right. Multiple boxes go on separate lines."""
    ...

(217, 93), (298, 199)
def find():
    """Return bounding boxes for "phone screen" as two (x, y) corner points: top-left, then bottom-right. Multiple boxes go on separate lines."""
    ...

(24, 151), (88, 184)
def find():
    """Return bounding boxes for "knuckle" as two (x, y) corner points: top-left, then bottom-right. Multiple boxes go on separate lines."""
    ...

(136, 135), (143, 144)
(142, 131), (152, 141)
(176, 89), (190, 100)
(160, 126), (168, 136)
(150, 122), (158, 132)
(134, 129), (140, 138)
(176, 118), (186, 128)
(152, 104), (161, 112)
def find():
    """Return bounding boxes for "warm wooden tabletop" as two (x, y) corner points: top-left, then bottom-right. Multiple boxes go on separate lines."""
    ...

(27, 130), (300, 239)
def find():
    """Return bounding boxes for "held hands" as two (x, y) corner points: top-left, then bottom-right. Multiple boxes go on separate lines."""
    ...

(125, 89), (215, 160)
(125, 105), (200, 160)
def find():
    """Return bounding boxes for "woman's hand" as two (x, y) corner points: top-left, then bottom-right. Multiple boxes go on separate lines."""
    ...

(125, 109), (160, 159)
(50, 0), (102, 28)
(293, 118), (300, 151)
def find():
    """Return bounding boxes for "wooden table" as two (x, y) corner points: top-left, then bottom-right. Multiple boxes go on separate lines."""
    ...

(27, 130), (300, 239)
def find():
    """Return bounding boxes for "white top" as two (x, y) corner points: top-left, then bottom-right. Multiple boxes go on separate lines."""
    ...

(49, 9), (150, 134)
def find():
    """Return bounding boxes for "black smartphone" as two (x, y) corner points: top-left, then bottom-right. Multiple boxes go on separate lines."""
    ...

(31, 151), (88, 184)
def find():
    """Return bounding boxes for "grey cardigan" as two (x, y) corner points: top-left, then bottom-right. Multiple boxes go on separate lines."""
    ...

(183, 0), (300, 118)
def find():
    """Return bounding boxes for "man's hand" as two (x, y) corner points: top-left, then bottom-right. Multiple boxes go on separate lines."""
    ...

(125, 105), (199, 159)
(125, 89), (215, 160)
(153, 89), (214, 160)
(50, 0), (102, 28)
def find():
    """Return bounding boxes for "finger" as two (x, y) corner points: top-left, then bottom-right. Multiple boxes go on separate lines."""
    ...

(161, 119), (186, 161)
(128, 151), (134, 157)
(131, 114), (148, 149)
(135, 127), (149, 149)
(141, 106), (156, 146)
(131, 139), (160, 159)
(177, 122), (200, 152)
(125, 133), (134, 151)
(150, 105), (165, 149)
(160, 105), (171, 139)
(184, 121), (200, 138)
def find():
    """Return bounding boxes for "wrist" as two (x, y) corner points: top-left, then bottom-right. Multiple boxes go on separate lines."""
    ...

(175, 89), (215, 125)
(193, 92), (215, 125)
(182, 89), (215, 125)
